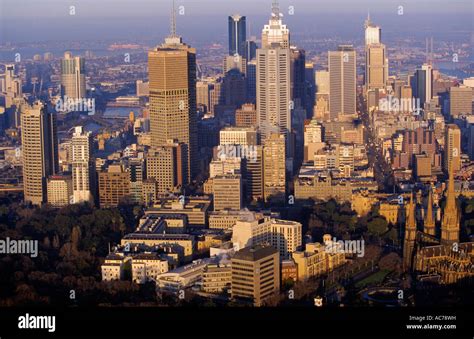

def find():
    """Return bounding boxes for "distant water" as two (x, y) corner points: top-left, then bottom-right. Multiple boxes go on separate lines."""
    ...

(103, 106), (142, 117)
(83, 122), (102, 133)
(0, 48), (117, 63)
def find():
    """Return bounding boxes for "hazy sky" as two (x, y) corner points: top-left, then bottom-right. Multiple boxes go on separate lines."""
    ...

(0, 0), (472, 43)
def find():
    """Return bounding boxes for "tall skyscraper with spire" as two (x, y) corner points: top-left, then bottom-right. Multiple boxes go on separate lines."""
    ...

(364, 12), (381, 45)
(148, 1), (197, 181)
(257, 0), (291, 142)
(441, 162), (460, 244)
(364, 14), (388, 92)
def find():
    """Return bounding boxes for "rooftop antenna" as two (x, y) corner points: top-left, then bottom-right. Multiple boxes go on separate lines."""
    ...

(170, 0), (177, 37)
(364, 10), (371, 28)
(271, 0), (280, 18)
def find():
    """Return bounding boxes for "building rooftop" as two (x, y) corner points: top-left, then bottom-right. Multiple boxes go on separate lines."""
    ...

(233, 245), (278, 262)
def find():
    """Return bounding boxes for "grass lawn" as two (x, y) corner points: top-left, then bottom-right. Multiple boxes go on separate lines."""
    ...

(355, 269), (392, 289)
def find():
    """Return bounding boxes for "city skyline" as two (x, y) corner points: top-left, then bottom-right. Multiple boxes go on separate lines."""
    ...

(0, 0), (472, 337)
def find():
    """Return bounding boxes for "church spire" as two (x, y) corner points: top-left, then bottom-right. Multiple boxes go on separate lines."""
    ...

(424, 186), (436, 236)
(406, 193), (416, 231)
(403, 193), (417, 271)
(441, 161), (460, 244)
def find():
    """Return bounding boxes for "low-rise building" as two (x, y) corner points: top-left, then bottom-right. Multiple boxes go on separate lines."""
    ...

(202, 263), (232, 293)
(101, 253), (131, 281)
(292, 236), (346, 281)
(131, 253), (169, 284)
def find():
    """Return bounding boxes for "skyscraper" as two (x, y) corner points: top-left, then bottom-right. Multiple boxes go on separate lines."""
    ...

(98, 164), (130, 208)
(21, 101), (59, 205)
(412, 63), (433, 108)
(148, 3), (197, 181)
(257, 1), (291, 141)
(263, 133), (286, 203)
(290, 46), (306, 110)
(228, 14), (246, 56)
(365, 23), (388, 93)
(71, 126), (95, 204)
(213, 174), (242, 211)
(231, 245), (280, 306)
(146, 140), (188, 195)
(449, 85), (473, 118)
(329, 45), (356, 120)
(60, 51), (86, 99)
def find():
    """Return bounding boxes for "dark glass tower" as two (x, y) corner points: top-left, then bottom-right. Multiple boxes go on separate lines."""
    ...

(228, 15), (246, 56)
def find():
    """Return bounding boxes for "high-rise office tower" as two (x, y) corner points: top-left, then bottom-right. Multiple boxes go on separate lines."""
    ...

(228, 15), (246, 56)
(412, 63), (433, 108)
(244, 40), (257, 61)
(196, 80), (211, 113)
(315, 70), (330, 120)
(365, 43), (388, 91)
(263, 133), (286, 203)
(304, 62), (316, 117)
(231, 245), (280, 306)
(444, 124), (461, 173)
(231, 213), (302, 259)
(329, 45), (356, 120)
(246, 59), (257, 103)
(47, 175), (73, 208)
(148, 3), (197, 181)
(71, 126), (95, 204)
(213, 174), (242, 211)
(246, 145), (263, 201)
(236, 103), (257, 128)
(146, 140), (188, 195)
(290, 46), (306, 110)
(21, 101), (59, 205)
(98, 164), (130, 208)
(128, 158), (144, 204)
(222, 69), (247, 108)
(257, 47), (291, 140)
(257, 2), (291, 141)
(60, 51), (86, 99)
(449, 85), (473, 118)
(2, 64), (23, 109)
